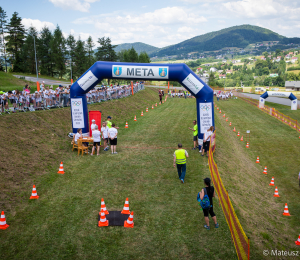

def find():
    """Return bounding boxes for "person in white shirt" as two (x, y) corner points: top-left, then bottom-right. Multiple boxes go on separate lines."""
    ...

(101, 121), (109, 151)
(91, 119), (97, 132)
(202, 126), (214, 157)
(91, 125), (101, 156)
(108, 123), (118, 154)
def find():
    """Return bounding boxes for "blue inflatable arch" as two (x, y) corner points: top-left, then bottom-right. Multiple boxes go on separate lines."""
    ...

(70, 61), (214, 148)
(259, 91), (298, 110)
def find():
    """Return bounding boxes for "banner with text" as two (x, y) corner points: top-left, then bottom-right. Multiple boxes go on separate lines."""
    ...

(71, 98), (84, 128)
(200, 102), (213, 133)
(112, 65), (169, 79)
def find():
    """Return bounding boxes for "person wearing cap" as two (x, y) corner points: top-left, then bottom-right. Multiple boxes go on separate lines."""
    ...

(91, 119), (98, 132)
(199, 177), (219, 230)
(173, 143), (189, 184)
(106, 116), (112, 128)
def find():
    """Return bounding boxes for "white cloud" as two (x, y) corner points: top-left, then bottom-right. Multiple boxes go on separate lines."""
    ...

(223, 0), (278, 18)
(49, 0), (99, 12)
(177, 26), (194, 33)
(71, 6), (207, 47)
(22, 18), (56, 31)
(180, 0), (224, 3)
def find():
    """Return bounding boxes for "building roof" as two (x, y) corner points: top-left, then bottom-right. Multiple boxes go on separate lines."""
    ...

(285, 81), (300, 87)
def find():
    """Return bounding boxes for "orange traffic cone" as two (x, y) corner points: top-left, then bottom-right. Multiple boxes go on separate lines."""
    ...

(295, 235), (300, 245)
(237, 132), (240, 136)
(226, 118), (228, 122)
(219, 110), (221, 113)
(162, 101), (164, 104)
(215, 105), (217, 107)
(233, 127), (236, 132)
(217, 107), (219, 110)
(0, 211), (9, 230)
(164, 98), (166, 102)
(134, 115), (137, 121)
(294, 124), (296, 129)
(98, 211), (109, 227)
(255, 156), (260, 163)
(283, 203), (291, 216)
(229, 122), (232, 126)
(223, 114), (225, 117)
(121, 198), (130, 214)
(141, 111), (144, 116)
(100, 198), (109, 214)
(246, 142), (249, 148)
(57, 162), (65, 174)
(152, 105), (154, 109)
(274, 186), (280, 197)
(269, 177), (274, 186)
(159, 102), (161, 105)
(30, 185), (39, 199)
(124, 212), (134, 228)
(240, 136), (243, 141)
(146, 107), (148, 112)
(155, 103), (157, 107)
(125, 122), (128, 128)
(263, 166), (267, 174)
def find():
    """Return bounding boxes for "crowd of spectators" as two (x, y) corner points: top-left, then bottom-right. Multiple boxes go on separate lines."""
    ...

(0, 81), (144, 114)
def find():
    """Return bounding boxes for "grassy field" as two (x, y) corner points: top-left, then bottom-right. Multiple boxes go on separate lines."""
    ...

(0, 91), (236, 259)
(1, 90), (300, 259)
(0, 72), (69, 92)
(214, 98), (300, 259)
(265, 101), (300, 122)
(0, 71), (33, 91)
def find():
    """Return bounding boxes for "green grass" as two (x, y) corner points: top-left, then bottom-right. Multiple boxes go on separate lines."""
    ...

(265, 101), (300, 122)
(10, 72), (70, 82)
(0, 94), (237, 259)
(215, 98), (300, 259)
(2, 91), (300, 259)
(0, 72), (67, 92)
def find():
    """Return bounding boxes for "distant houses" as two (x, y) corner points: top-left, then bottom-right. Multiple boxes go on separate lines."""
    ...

(285, 81), (300, 91)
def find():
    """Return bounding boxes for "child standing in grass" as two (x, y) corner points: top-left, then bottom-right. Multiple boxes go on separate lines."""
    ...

(199, 178), (219, 230)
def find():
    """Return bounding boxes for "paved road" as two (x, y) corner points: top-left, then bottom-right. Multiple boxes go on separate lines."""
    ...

(13, 75), (71, 86)
(241, 93), (292, 106)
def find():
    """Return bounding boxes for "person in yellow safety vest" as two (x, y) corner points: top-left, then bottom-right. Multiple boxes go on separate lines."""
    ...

(189, 120), (198, 150)
(173, 143), (189, 184)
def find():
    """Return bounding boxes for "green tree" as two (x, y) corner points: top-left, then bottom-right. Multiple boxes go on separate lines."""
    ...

(117, 49), (127, 62)
(96, 37), (117, 61)
(208, 71), (216, 86)
(126, 47), (138, 62)
(73, 37), (87, 78)
(66, 34), (76, 80)
(5, 12), (25, 72)
(138, 51), (150, 63)
(85, 36), (95, 67)
(21, 26), (38, 74)
(50, 25), (66, 78)
(0, 6), (8, 72)
(38, 26), (53, 76)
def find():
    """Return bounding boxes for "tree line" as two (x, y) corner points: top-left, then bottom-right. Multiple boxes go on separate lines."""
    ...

(0, 7), (150, 80)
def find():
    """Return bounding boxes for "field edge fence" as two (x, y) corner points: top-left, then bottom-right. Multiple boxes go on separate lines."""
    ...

(208, 132), (250, 260)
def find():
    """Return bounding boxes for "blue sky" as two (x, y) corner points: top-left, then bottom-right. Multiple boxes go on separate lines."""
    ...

(2, 0), (300, 48)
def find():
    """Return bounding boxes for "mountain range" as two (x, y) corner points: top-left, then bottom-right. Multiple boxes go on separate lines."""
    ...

(114, 25), (300, 57)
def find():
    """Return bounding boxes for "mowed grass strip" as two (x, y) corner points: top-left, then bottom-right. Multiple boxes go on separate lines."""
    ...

(265, 101), (300, 123)
(214, 98), (300, 259)
(0, 87), (158, 212)
(0, 97), (237, 260)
